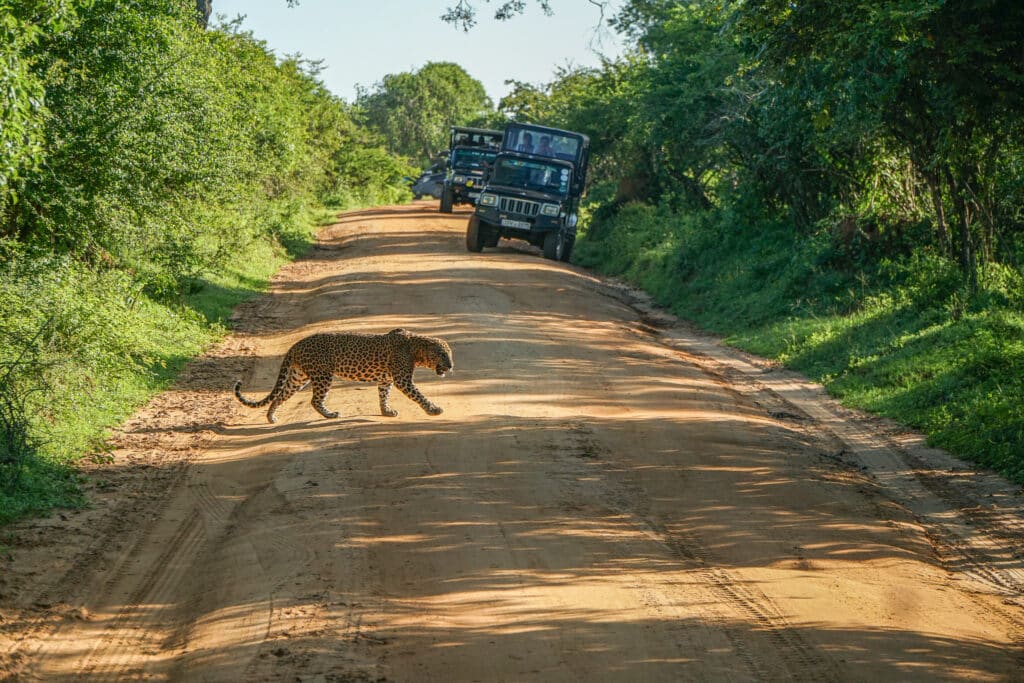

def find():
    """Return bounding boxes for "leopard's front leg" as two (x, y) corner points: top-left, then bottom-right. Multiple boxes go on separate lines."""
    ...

(378, 382), (399, 417)
(393, 373), (442, 415)
(309, 374), (339, 419)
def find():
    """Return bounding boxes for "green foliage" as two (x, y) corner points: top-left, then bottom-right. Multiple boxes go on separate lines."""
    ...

(15, 4), (316, 277)
(441, 0), (554, 30)
(0, 1), (82, 210)
(0, 313), (69, 524)
(731, 0), (1024, 277)
(0, 204), (320, 524)
(356, 61), (493, 165)
(0, 251), (173, 523)
(736, 261), (1024, 478)
(327, 146), (416, 210)
(572, 0), (1024, 274)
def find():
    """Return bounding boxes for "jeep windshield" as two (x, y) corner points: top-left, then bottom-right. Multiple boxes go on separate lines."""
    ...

(489, 157), (571, 196)
(503, 128), (581, 163)
(451, 148), (496, 170)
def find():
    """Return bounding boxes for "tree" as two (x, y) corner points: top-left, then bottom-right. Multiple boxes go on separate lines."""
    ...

(733, 0), (1024, 281)
(0, 2), (82, 234)
(442, 1), (553, 30)
(497, 80), (550, 123)
(195, 1), (576, 30)
(356, 62), (493, 164)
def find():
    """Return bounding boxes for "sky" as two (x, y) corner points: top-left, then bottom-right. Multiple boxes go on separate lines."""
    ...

(211, 0), (625, 104)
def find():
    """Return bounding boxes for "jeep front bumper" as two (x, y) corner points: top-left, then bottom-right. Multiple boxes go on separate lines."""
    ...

(474, 205), (564, 234)
(448, 175), (485, 203)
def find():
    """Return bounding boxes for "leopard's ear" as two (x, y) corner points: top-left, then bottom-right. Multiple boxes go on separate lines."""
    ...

(388, 328), (410, 336)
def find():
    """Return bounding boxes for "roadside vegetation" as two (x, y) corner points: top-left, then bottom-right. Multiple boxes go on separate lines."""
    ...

(494, 1), (1023, 480)
(0, 1), (414, 523)
(356, 61), (496, 166)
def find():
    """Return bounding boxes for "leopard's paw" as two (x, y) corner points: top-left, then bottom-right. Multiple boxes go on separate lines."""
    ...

(426, 405), (443, 416)
(314, 405), (339, 419)
(381, 407), (399, 417)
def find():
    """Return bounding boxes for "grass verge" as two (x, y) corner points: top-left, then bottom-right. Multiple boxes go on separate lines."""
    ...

(575, 202), (1024, 482)
(0, 207), (335, 525)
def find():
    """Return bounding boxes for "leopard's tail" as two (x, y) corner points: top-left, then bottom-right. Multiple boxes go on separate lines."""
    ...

(234, 356), (292, 408)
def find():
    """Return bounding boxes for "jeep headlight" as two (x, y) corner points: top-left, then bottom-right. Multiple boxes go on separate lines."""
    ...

(540, 203), (560, 217)
(478, 193), (498, 207)
(452, 174), (466, 184)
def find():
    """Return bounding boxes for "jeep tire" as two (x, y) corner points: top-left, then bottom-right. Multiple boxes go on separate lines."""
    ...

(466, 215), (485, 252)
(543, 228), (570, 261)
(440, 187), (454, 213)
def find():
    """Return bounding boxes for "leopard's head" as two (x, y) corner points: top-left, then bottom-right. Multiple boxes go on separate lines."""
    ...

(427, 338), (454, 376)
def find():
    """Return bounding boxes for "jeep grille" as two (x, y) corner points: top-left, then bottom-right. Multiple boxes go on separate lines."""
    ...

(498, 197), (540, 217)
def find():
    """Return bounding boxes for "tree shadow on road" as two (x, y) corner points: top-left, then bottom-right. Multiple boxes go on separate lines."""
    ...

(7, 205), (1024, 682)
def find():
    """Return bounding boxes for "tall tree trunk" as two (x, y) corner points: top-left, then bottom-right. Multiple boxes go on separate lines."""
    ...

(922, 170), (952, 257)
(195, 0), (212, 28)
(945, 166), (978, 291)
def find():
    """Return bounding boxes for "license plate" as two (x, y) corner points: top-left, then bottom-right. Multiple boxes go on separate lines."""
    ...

(468, 192), (480, 198)
(500, 218), (530, 229)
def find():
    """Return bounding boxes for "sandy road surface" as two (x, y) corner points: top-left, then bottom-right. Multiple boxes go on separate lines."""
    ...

(2, 202), (1024, 681)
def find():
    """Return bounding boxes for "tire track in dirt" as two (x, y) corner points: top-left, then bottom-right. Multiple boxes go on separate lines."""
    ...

(658, 529), (838, 682)
(556, 423), (841, 682)
(0, 382), (229, 681)
(76, 510), (206, 681)
(750, 362), (1023, 608)
(618, 288), (1024, 655)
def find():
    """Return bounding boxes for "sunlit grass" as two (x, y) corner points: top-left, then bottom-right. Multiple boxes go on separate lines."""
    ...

(0, 210), (329, 525)
(576, 202), (1024, 482)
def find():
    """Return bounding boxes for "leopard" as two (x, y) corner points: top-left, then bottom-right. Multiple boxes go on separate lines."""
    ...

(234, 328), (453, 423)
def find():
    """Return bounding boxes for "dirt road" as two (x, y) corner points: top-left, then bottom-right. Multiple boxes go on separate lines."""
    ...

(2, 203), (1024, 681)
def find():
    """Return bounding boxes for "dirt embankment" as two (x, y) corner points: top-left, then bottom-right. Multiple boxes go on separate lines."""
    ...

(2, 203), (1023, 682)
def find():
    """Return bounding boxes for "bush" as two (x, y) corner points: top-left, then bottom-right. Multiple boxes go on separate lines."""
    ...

(326, 146), (416, 210)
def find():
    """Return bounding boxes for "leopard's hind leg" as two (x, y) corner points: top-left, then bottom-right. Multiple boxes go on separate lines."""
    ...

(266, 367), (309, 423)
(309, 373), (339, 419)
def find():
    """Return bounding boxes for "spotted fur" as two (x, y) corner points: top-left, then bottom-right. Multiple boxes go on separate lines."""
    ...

(234, 328), (453, 423)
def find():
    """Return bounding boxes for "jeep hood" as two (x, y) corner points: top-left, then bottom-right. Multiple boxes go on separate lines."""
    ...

(483, 185), (567, 203)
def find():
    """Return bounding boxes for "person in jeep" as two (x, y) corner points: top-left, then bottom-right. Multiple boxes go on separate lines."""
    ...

(517, 133), (535, 154)
(536, 135), (556, 157)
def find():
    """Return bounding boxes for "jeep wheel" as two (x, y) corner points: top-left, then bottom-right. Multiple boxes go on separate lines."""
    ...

(466, 216), (485, 252)
(542, 229), (567, 261)
(440, 188), (454, 213)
